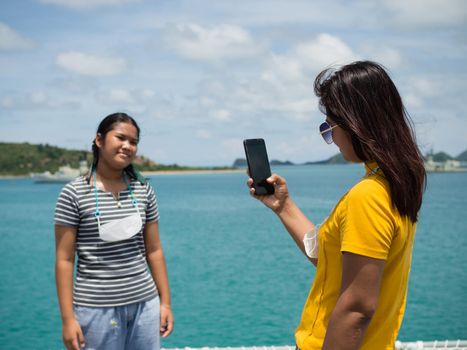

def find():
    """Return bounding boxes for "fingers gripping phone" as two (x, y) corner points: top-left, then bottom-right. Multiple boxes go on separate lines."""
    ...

(243, 138), (275, 195)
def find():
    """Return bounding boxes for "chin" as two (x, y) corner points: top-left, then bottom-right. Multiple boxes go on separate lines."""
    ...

(341, 152), (350, 161)
(116, 155), (133, 165)
(112, 160), (132, 170)
(342, 153), (361, 163)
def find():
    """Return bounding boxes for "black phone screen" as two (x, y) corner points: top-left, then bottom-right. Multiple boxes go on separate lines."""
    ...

(243, 138), (275, 195)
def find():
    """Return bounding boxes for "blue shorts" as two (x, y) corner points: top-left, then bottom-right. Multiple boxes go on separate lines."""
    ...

(74, 296), (160, 350)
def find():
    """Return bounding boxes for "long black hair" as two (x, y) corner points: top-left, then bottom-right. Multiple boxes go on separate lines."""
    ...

(314, 61), (426, 222)
(87, 112), (145, 184)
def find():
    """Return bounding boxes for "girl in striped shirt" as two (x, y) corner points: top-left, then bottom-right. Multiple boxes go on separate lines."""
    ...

(55, 113), (173, 350)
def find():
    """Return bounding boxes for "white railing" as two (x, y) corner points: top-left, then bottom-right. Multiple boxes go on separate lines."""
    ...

(395, 340), (467, 349)
(164, 341), (467, 350)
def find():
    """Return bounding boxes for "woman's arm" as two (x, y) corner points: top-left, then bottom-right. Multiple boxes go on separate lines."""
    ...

(248, 173), (317, 264)
(322, 252), (385, 350)
(55, 224), (85, 350)
(144, 221), (174, 337)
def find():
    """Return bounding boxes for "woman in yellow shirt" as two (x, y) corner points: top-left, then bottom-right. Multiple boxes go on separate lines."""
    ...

(248, 61), (426, 350)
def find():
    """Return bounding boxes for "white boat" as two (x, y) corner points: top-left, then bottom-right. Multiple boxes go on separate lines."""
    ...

(31, 161), (88, 183)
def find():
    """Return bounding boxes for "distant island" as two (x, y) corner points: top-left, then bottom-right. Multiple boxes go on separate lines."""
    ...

(0, 142), (233, 176)
(232, 150), (467, 168)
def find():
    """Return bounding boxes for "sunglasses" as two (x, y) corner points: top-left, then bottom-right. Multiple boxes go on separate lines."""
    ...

(319, 121), (340, 144)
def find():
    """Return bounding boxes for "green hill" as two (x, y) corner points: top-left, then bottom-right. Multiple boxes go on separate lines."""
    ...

(424, 150), (467, 162)
(430, 151), (453, 162)
(304, 153), (348, 165)
(0, 143), (91, 176)
(0, 142), (226, 176)
(456, 150), (467, 162)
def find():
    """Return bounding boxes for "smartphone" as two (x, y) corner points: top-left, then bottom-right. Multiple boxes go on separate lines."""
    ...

(243, 138), (275, 195)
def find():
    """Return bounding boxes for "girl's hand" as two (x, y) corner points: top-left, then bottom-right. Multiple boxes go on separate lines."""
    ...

(247, 173), (290, 213)
(62, 318), (85, 350)
(160, 304), (174, 338)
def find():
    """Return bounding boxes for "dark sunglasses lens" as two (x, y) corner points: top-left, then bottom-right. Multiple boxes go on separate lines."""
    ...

(319, 122), (329, 133)
(319, 122), (333, 144)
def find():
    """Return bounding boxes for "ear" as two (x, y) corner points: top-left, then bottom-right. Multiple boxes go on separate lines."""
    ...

(95, 133), (103, 148)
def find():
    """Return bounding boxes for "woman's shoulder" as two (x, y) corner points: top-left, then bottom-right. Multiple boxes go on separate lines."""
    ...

(347, 176), (390, 203)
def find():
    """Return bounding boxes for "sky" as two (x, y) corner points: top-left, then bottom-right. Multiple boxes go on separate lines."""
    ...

(0, 0), (466, 166)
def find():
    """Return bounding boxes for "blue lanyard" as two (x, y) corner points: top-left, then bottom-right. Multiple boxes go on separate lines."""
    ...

(93, 171), (138, 218)
(363, 165), (380, 178)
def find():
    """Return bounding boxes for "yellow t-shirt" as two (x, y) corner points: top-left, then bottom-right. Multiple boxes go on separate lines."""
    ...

(295, 162), (417, 350)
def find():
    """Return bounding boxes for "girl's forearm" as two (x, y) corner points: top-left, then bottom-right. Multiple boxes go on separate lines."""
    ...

(55, 259), (76, 321)
(147, 249), (171, 307)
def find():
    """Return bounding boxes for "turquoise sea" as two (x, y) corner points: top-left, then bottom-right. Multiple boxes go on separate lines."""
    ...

(0, 164), (466, 349)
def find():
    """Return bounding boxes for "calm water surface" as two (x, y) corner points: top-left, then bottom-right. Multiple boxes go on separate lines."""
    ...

(0, 165), (466, 349)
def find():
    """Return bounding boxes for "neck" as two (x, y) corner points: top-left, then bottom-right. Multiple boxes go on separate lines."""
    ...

(96, 162), (125, 181)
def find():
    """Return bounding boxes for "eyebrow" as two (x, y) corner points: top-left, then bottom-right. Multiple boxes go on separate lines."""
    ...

(115, 132), (139, 142)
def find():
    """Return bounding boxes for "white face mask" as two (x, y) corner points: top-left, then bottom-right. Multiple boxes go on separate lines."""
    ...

(93, 170), (142, 242)
(97, 211), (142, 242)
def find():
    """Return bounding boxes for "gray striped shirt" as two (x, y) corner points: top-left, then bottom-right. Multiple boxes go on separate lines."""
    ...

(54, 175), (160, 307)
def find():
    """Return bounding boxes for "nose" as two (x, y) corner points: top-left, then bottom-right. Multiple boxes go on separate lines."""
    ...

(121, 139), (132, 150)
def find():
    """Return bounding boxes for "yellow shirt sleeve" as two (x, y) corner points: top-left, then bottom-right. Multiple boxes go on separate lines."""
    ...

(339, 178), (396, 260)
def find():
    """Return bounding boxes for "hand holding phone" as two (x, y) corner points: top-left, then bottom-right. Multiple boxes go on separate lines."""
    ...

(243, 138), (275, 195)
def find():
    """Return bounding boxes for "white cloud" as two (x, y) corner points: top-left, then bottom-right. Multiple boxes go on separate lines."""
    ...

(193, 74), (318, 125)
(294, 34), (359, 71)
(222, 138), (244, 159)
(96, 88), (156, 106)
(403, 77), (438, 108)
(195, 130), (212, 139)
(199, 96), (216, 108)
(95, 87), (159, 111)
(0, 90), (76, 110)
(411, 78), (437, 96)
(0, 22), (34, 51)
(1, 96), (14, 109)
(274, 136), (315, 160)
(360, 46), (403, 69)
(244, 34), (356, 121)
(277, 99), (317, 120)
(404, 94), (422, 109)
(144, 94), (180, 121)
(165, 24), (263, 62)
(47, 76), (99, 94)
(111, 89), (133, 104)
(262, 33), (358, 87)
(141, 89), (155, 99)
(168, 33), (379, 126)
(39, 0), (140, 10)
(31, 91), (48, 105)
(264, 55), (304, 83)
(211, 109), (231, 122)
(56, 51), (127, 76)
(382, 0), (467, 28)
